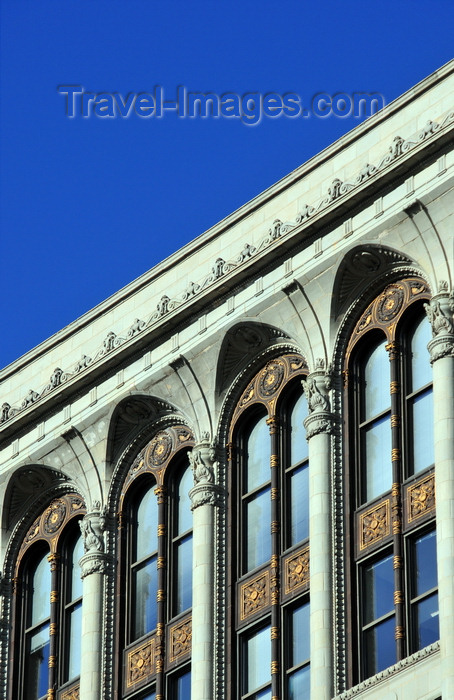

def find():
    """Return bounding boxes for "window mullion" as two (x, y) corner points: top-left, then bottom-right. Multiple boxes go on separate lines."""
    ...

(154, 484), (167, 700)
(48, 552), (61, 695)
(386, 340), (406, 660)
(267, 414), (281, 697)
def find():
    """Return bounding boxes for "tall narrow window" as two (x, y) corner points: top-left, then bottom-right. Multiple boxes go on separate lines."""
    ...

(345, 279), (437, 686)
(117, 425), (194, 699)
(130, 485), (159, 641)
(24, 551), (51, 700)
(11, 493), (86, 700)
(228, 354), (310, 699)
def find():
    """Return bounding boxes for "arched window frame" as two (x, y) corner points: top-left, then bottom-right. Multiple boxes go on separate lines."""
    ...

(9, 492), (86, 700)
(344, 278), (438, 686)
(227, 353), (310, 700)
(116, 424), (194, 700)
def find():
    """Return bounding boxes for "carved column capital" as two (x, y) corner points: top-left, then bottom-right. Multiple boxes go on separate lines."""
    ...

(79, 550), (109, 579)
(188, 442), (225, 510)
(79, 511), (109, 578)
(302, 366), (336, 440)
(425, 287), (454, 363)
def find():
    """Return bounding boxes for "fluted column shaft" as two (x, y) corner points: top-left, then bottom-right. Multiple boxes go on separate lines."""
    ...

(189, 443), (224, 700)
(426, 288), (454, 700)
(79, 510), (108, 700)
(303, 367), (335, 700)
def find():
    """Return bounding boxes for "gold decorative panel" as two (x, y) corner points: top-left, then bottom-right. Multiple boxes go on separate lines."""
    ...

(359, 500), (390, 551)
(408, 473), (435, 523)
(240, 570), (270, 620)
(60, 685), (80, 700)
(126, 637), (155, 688)
(284, 547), (309, 595)
(169, 618), (192, 662)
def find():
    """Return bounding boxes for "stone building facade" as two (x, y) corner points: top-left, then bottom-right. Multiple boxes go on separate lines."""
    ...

(0, 61), (453, 700)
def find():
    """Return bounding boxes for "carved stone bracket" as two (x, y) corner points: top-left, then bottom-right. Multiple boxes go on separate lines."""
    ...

(425, 288), (454, 363)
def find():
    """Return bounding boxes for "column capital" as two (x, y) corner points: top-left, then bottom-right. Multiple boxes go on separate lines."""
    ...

(302, 364), (336, 439)
(188, 442), (225, 510)
(425, 285), (454, 363)
(79, 510), (109, 578)
(79, 550), (109, 579)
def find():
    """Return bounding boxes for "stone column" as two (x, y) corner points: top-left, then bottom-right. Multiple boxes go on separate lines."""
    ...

(303, 361), (335, 700)
(188, 442), (224, 700)
(79, 508), (109, 700)
(426, 285), (454, 699)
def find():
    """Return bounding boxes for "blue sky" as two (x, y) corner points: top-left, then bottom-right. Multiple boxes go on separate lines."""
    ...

(0, 1), (452, 370)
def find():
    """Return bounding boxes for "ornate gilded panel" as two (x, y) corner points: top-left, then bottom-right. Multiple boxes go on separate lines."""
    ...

(359, 499), (391, 551)
(59, 683), (80, 700)
(407, 473), (435, 524)
(345, 278), (430, 359)
(240, 570), (270, 621)
(168, 617), (192, 663)
(18, 493), (85, 562)
(284, 546), (310, 596)
(125, 636), (156, 690)
(121, 424), (194, 499)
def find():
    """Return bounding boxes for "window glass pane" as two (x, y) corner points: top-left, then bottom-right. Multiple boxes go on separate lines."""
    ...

(290, 392), (308, 464)
(363, 341), (389, 420)
(414, 592), (439, 649)
(25, 623), (50, 700)
(364, 415), (392, 501)
(67, 601), (82, 680)
(245, 487), (271, 571)
(176, 534), (193, 613)
(177, 466), (193, 535)
(245, 626), (271, 693)
(132, 557), (157, 638)
(174, 669), (191, 699)
(70, 533), (84, 600)
(288, 665), (310, 700)
(255, 690), (272, 700)
(411, 316), (432, 391)
(143, 693), (156, 700)
(246, 416), (270, 492)
(30, 554), (51, 626)
(414, 530), (437, 596)
(363, 616), (396, 676)
(289, 464), (309, 545)
(410, 389), (434, 474)
(363, 555), (394, 624)
(136, 487), (158, 561)
(290, 602), (310, 665)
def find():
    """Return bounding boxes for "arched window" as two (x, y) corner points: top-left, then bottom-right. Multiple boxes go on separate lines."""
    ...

(345, 279), (437, 685)
(228, 354), (310, 700)
(117, 425), (194, 699)
(10, 493), (86, 700)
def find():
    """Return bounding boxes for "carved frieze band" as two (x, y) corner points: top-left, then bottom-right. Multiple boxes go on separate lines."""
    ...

(359, 499), (391, 551)
(126, 637), (155, 689)
(284, 546), (310, 595)
(2, 112), (453, 427)
(169, 618), (192, 663)
(407, 473), (435, 524)
(240, 570), (270, 621)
